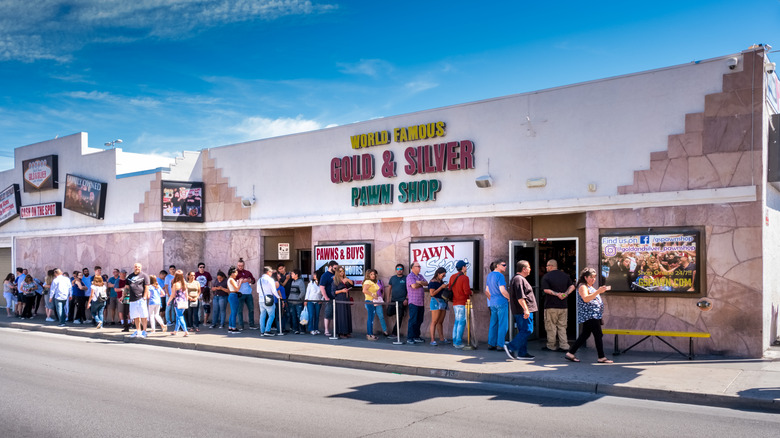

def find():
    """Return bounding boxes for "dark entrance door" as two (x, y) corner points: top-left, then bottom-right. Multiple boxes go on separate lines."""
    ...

(508, 240), (539, 339)
(535, 239), (579, 343)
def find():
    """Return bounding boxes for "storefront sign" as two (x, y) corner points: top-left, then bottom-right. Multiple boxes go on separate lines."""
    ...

(278, 243), (290, 260)
(0, 184), (21, 226)
(409, 240), (478, 288)
(22, 155), (58, 192)
(63, 174), (107, 219)
(162, 181), (204, 223)
(20, 202), (62, 219)
(336, 121), (476, 207)
(314, 243), (372, 287)
(599, 228), (703, 295)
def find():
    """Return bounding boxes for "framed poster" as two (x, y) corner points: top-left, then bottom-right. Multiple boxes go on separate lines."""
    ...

(314, 243), (372, 287)
(162, 181), (204, 223)
(22, 155), (58, 192)
(0, 184), (21, 226)
(63, 174), (107, 219)
(409, 240), (479, 288)
(599, 227), (704, 296)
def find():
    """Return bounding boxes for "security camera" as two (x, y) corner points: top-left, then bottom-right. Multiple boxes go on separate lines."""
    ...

(727, 57), (739, 70)
(767, 62), (776, 74)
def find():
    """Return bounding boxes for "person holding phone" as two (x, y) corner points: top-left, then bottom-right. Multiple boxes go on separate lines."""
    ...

(565, 268), (613, 363)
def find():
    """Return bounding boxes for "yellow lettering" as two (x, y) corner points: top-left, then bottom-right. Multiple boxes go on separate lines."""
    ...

(408, 125), (419, 141)
(399, 128), (408, 142)
(350, 135), (361, 149)
(436, 121), (446, 137)
(394, 128), (400, 143)
(368, 132), (375, 146)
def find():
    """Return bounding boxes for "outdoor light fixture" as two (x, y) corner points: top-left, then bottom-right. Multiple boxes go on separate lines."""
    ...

(104, 139), (123, 148)
(475, 174), (493, 188)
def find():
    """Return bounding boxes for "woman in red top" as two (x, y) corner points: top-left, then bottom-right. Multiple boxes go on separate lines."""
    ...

(449, 260), (472, 348)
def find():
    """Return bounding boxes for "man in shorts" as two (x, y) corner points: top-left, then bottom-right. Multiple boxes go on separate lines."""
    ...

(126, 263), (150, 338)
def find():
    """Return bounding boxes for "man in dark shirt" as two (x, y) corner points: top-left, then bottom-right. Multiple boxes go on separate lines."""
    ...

(541, 259), (574, 352)
(388, 264), (407, 337)
(504, 260), (537, 360)
(126, 262), (150, 338)
(319, 261), (338, 336)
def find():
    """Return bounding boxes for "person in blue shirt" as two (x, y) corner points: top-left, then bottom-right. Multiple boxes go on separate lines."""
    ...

(485, 260), (510, 350)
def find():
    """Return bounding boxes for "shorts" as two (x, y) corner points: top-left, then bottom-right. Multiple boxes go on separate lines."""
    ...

(129, 299), (149, 319)
(430, 296), (448, 311)
(323, 300), (334, 319)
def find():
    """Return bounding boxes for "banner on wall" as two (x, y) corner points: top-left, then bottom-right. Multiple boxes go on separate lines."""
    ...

(314, 243), (372, 287)
(599, 227), (703, 295)
(162, 180), (204, 223)
(0, 184), (21, 226)
(409, 240), (478, 289)
(63, 174), (107, 219)
(21, 202), (62, 219)
(22, 155), (58, 192)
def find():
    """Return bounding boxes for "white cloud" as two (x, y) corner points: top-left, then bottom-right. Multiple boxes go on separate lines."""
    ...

(0, 0), (339, 62)
(337, 59), (394, 77)
(232, 115), (325, 140)
(404, 80), (438, 93)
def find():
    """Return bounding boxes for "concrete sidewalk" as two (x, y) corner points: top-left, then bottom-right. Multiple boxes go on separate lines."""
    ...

(3, 318), (779, 412)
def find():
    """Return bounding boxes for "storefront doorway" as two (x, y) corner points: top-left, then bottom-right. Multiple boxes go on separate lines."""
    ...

(509, 238), (578, 342)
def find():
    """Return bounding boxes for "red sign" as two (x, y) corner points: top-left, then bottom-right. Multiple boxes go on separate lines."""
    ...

(21, 202), (62, 219)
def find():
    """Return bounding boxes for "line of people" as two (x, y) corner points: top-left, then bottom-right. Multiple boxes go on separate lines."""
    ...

(4, 257), (613, 362)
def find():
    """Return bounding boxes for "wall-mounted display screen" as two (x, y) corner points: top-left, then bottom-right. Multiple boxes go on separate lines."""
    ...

(162, 181), (204, 223)
(63, 174), (107, 219)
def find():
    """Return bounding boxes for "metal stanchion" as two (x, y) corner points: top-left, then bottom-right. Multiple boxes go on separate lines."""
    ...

(463, 299), (475, 350)
(392, 301), (402, 345)
(276, 300), (285, 336)
(329, 298), (338, 340)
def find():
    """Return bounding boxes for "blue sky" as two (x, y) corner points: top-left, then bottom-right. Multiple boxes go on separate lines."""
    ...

(0, 0), (778, 170)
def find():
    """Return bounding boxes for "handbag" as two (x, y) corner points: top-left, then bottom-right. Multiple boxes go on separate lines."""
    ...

(176, 298), (188, 310)
(386, 302), (396, 316)
(260, 278), (275, 306)
(440, 287), (454, 302)
(299, 306), (309, 325)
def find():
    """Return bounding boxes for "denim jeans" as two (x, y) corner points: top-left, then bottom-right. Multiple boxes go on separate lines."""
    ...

(212, 295), (227, 326)
(452, 305), (466, 346)
(174, 308), (188, 333)
(506, 313), (534, 356)
(375, 304), (387, 332)
(165, 298), (175, 324)
(186, 302), (200, 328)
(288, 302), (303, 331)
(260, 303), (276, 333)
(236, 293), (255, 328)
(365, 301), (376, 334)
(306, 302), (320, 332)
(488, 303), (509, 347)
(228, 293), (239, 328)
(55, 299), (68, 324)
(407, 304), (424, 340)
(90, 300), (106, 324)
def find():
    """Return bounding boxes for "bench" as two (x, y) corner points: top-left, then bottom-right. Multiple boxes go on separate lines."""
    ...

(602, 328), (711, 360)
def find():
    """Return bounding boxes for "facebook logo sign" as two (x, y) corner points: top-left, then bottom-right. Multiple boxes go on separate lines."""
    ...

(640, 235), (650, 244)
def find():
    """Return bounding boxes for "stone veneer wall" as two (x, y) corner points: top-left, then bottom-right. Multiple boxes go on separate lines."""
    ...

(202, 150), (250, 222)
(597, 49), (766, 357)
(16, 230), (164, 278)
(313, 217), (532, 340)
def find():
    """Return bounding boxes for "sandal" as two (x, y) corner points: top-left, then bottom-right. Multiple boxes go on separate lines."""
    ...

(366, 335), (378, 341)
(565, 353), (580, 362)
(597, 358), (614, 364)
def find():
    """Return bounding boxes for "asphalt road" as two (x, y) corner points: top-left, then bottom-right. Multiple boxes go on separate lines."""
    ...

(1, 328), (778, 437)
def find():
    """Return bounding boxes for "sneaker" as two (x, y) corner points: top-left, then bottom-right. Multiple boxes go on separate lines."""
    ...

(406, 339), (415, 345)
(58, 323), (66, 327)
(129, 331), (139, 338)
(249, 326), (259, 330)
(73, 320), (82, 325)
(487, 345), (497, 351)
(516, 354), (535, 361)
(209, 325), (216, 329)
(262, 332), (274, 337)
(45, 317), (54, 322)
(430, 341), (438, 346)
(294, 330), (300, 334)
(413, 338), (424, 343)
(96, 322), (103, 329)
(122, 327), (130, 332)
(503, 344), (517, 360)
(453, 343), (465, 349)
(141, 331), (148, 338)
